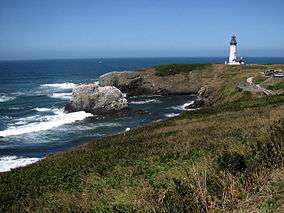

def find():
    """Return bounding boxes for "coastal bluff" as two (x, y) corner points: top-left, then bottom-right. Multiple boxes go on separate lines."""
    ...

(0, 64), (283, 212)
(99, 68), (204, 96)
(99, 64), (224, 105)
(67, 64), (224, 115)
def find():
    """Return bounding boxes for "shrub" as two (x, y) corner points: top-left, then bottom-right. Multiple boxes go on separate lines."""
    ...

(217, 153), (247, 173)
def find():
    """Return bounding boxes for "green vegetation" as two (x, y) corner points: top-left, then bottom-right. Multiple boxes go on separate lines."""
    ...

(254, 75), (268, 84)
(155, 63), (212, 76)
(258, 197), (281, 213)
(0, 64), (283, 212)
(267, 81), (284, 90)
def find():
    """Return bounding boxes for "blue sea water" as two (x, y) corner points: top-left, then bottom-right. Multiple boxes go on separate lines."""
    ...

(0, 57), (283, 172)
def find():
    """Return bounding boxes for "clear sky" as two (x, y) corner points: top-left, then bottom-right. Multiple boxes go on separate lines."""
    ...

(0, 0), (283, 60)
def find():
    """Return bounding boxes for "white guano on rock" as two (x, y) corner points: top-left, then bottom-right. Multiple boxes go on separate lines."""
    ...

(66, 83), (128, 115)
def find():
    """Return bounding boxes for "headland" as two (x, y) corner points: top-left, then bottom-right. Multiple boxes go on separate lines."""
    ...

(0, 64), (283, 212)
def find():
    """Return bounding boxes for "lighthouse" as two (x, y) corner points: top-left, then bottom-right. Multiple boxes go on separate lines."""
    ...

(225, 35), (245, 65)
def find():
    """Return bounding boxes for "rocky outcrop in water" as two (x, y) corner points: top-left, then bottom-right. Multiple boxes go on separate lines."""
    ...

(65, 83), (128, 115)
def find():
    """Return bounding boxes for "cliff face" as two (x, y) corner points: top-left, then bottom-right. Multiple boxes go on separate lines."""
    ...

(99, 68), (205, 96)
(99, 64), (230, 105)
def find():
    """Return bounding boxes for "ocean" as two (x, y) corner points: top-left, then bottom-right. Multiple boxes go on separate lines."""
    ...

(0, 57), (283, 172)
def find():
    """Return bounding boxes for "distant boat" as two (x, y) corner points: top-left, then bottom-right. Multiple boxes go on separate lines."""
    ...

(98, 58), (103, 64)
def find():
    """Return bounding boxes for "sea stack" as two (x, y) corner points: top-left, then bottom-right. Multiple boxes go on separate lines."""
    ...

(65, 83), (128, 115)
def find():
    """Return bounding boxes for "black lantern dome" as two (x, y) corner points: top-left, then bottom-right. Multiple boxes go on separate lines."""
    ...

(230, 35), (237, 45)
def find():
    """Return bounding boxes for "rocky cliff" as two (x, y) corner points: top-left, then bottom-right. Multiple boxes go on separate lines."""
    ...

(99, 68), (204, 96)
(99, 66), (222, 107)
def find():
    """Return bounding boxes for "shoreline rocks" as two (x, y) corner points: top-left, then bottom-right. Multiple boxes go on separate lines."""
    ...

(65, 83), (128, 115)
(66, 67), (216, 115)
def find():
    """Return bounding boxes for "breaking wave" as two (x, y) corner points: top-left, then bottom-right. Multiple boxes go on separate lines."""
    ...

(33, 107), (53, 112)
(40, 82), (76, 90)
(0, 109), (93, 137)
(164, 113), (180, 118)
(130, 99), (161, 105)
(0, 95), (15, 103)
(0, 156), (41, 172)
(49, 92), (72, 100)
(169, 101), (195, 111)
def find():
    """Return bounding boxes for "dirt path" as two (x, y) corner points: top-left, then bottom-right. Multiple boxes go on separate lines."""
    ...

(242, 77), (273, 96)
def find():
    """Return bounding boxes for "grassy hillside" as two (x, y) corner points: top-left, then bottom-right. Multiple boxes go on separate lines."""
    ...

(155, 64), (212, 76)
(0, 64), (283, 212)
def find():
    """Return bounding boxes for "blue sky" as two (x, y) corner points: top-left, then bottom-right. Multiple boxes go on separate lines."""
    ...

(0, 0), (283, 60)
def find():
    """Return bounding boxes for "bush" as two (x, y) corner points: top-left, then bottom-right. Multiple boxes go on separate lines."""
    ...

(217, 153), (247, 173)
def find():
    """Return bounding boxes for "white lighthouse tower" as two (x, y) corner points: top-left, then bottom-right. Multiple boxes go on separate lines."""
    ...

(225, 35), (245, 65)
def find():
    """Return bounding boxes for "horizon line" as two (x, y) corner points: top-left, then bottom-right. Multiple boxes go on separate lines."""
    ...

(1, 56), (284, 62)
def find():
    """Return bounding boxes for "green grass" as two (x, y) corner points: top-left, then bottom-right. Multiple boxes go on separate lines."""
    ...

(258, 198), (281, 213)
(0, 96), (283, 212)
(155, 63), (212, 76)
(267, 81), (284, 90)
(0, 64), (283, 212)
(254, 75), (268, 84)
(178, 94), (284, 120)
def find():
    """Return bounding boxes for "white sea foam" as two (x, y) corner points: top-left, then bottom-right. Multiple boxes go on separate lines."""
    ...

(0, 95), (15, 103)
(14, 121), (28, 125)
(9, 107), (21, 110)
(0, 156), (41, 172)
(15, 114), (42, 123)
(0, 109), (93, 137)
(14, 108), (61, 125)
(131, 94), (162, 98)
(49, 92), (72, 100)
(41, 82), (76, 90)
(164, 113), (180, 118)
(130, 99), (161, 105)
(33, 107), (53, 112)
(169, 101), (195, 111)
